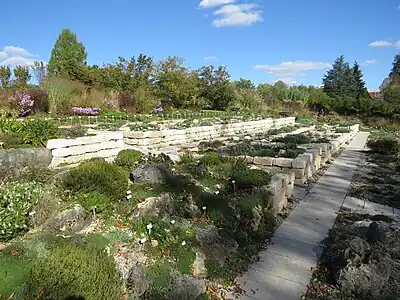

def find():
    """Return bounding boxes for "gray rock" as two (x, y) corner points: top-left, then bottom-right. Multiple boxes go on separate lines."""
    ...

(131, 193), (172, 219)
(127, 264), (151, 297)
(0, 148), (52, 173)
(179, 194), (200, 218)
(196, 225), (220, 247)
(192, 250), (208, 278)
(168, 274), (204, 300)
(367, 221), (392, 243)
(44, 204), (89, 234)
(130, 164), (168, 184)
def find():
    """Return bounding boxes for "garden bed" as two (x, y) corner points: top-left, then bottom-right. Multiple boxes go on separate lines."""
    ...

(349, 152), (400, 209)
(304, 209), (400, 300)
(0, 147), (295, 299)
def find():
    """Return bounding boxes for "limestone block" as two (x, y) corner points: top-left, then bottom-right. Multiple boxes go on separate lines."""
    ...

(266, 175), (283, 195)
(294, 168), (305, 179)
(275, 173), (290, 186)
(245, 156), (255, 164)
(285, 182), (294, 198)
(253, 156), (274, 166)
(270, 187), (287, 215)
(274, 157), (293, 168)
(122, 131), (145, 139)
(292, 157), (306, 169)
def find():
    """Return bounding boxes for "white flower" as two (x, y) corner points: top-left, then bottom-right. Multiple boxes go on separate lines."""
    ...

(126, 195), (132, 200)
(126, 190), (132, 195)
(202, 206), (207, 211)
(146, 224), (153, 230)
(28, 211), (36, 216)
(170, 220), (176, 225)
(181, 241), (186, 246)
(139, 237), (147, 244)
(232, 180), (236, 184)
(171, 168), (176, 172)
(215, 191), (220, 195)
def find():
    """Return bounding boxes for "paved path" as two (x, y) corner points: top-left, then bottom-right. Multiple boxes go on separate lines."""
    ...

(229, 132), (370, 300)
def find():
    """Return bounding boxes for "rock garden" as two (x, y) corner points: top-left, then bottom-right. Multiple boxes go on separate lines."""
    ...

(0, 112), (364, 300)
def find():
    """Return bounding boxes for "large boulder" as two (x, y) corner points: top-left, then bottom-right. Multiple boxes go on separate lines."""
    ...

(168, 274), (204, 300)
(131, 193), (172, 219)
(130, 164), (168, 184)
(44, 204), (89, 234)
(127, 264), (151, 297)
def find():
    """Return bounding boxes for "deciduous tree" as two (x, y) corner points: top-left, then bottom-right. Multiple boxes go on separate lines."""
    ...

(13, 65), (31, 87)
(0, 65), (11, 89)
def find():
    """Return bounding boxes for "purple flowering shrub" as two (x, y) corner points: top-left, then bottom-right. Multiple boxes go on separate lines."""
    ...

(72, 107), (101, 116)
(14, 91), (34, 117)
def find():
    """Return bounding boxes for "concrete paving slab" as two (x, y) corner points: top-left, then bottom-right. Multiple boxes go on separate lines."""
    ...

(273, 221), (329, 246)
(269, 235), (323, 262)
(301, 194), (345, 213)
(234, 268), (307, 300)
(364, 201), (394, 215)
(284, 202), (339, 231)
(343, 196), (365, 211)
(395, 208), (400, 216)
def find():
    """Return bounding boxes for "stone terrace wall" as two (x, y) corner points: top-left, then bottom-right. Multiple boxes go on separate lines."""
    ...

(124, 117), (296, 150)
(47, 132), (124, 168)
(248, 124), (360, 184)
(46, 117), (296, 168)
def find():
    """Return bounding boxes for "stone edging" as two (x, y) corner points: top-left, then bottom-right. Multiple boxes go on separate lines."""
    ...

(46, 117), (296, 168)
(246, 124), (360, 184)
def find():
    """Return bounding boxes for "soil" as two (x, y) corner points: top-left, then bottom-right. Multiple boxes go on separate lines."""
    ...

(349, 152), (400, 209)
(304, 209), (400, 300)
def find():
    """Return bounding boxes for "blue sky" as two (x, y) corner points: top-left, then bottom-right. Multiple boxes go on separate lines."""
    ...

(1, 0), (399, 90)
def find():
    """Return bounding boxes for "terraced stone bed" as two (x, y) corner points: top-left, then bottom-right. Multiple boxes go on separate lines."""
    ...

(0, 120), (360, 299)
(349, 152), (400, 209)
(0, 147), (296, 299)
(305, 209), (400, 300)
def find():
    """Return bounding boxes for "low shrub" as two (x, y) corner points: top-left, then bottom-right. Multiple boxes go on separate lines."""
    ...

(61, 161), (128, 202)
(60, 126), (88, 138)
(0, 182), (42, 241)
(114, 149), (143, 169)
(0, 132), (25, 149)
(198, 140), (224, 152)
(367, 138), (400, 155)
(272, 133), (311, 145)
(21, 119), (60, 147)
(199, 151), (226, 166)
(75, 191), (112, 213)
(177, 151), (196, 165)
(232, 168), (272, 190)
(23, 243), (122, 300)
(15, 165), (56, 184)
(335, 127), (351, 133)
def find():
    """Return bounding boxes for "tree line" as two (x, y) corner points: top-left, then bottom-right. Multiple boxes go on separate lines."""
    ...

(0, 28), (399, 117)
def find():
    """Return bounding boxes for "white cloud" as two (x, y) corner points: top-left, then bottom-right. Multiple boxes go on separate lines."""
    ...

(199, 0), (236, 8)
(212, 3), (263, 27)
(0, 51), (7, 60)
(275, 78), (296, 85)
(0, 56), (36, 67)
(368, 40), (393, 47)
(396, 40), (400, 48)
(204, 56), (218, 60)
(3, 46), (35, 57)
(254, 60), (331, 77)
(365, 59), (377, 65)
